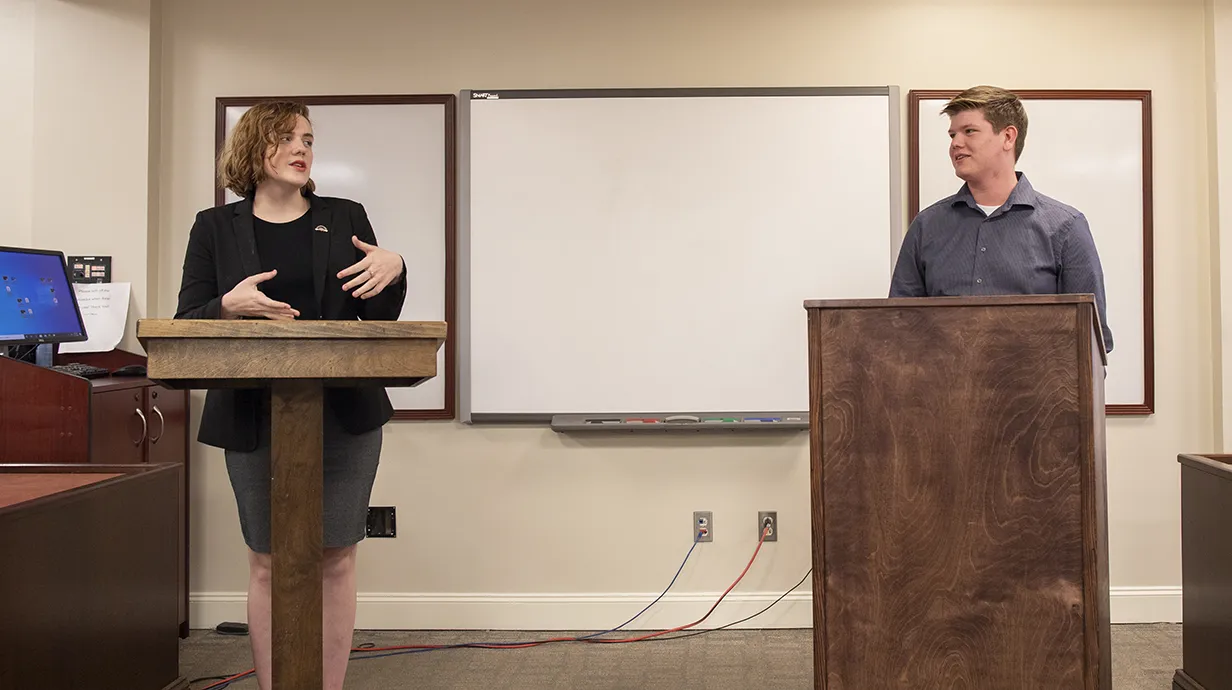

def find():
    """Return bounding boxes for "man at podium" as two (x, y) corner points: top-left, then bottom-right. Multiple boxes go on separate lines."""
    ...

(888, 85), (1114, 352)
(174, 100), (407, 690)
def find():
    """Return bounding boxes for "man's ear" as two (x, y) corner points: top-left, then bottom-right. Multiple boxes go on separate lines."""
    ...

(1001, 125), (1018, 152)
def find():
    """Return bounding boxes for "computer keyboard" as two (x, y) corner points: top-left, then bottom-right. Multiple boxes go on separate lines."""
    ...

(51, 362), (112, 379)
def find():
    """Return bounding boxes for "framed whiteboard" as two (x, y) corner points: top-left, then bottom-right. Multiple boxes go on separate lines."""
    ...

(908, 90), (1154, 416)
(215, 95), (457, 420)
(460, 87), (901, 422)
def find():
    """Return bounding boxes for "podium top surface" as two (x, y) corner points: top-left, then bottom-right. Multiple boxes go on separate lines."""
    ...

(804, 294), (1106, 364)
(136, 319), (447, 341)
(135, 319), (447, 388)
(802, 294), (1096, 310)
(1178, 454), (1232, 481)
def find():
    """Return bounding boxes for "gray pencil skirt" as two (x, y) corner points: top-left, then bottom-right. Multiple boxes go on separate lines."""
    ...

(223, 407), (382, 555)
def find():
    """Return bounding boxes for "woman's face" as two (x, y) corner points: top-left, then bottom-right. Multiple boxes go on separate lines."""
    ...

(262, 114), (314, 190)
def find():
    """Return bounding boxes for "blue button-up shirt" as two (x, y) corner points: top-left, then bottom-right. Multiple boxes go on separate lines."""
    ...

(889, 172), (1113, 352)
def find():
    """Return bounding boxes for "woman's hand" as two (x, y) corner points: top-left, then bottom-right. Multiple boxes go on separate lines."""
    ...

(220, 270), (299, 320)
(338, 235), (404, 299)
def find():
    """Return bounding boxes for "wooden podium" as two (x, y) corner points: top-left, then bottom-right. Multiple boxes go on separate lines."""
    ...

(136, 319), (447, 690)
(803, 295), (1110, 690)
(1173, 453), (1232, 690)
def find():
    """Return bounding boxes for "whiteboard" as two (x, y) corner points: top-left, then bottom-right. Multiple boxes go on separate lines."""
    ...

(216, 97), (456, 419)
(460, 87), (902, 421)
(910, 91), (1153, 415)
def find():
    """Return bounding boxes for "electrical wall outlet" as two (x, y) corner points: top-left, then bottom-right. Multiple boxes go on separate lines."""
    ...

(366, 506), (397, 537)
(758, 511), (777, 542)
(693, 510), (713, 542)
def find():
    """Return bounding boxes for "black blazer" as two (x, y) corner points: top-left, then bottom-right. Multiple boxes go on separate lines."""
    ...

(174, 193), (407, 452)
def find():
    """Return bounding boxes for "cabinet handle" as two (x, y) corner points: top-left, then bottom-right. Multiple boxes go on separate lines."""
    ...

(134, 408), (147, 446)
(150, 405), (165, 443)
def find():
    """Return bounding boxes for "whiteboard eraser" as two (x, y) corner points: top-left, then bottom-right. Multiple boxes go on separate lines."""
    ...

(664, 415), (700, 423)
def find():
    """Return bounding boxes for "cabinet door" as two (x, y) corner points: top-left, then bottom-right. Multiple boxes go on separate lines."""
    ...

(145, 387), (186, 466)
(144, 385), (190, 637)
(89, 388), (147, 464)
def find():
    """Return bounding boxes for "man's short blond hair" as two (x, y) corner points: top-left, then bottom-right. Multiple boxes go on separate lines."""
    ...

(941, 86), (1028, 161)
(217, 100), (317, 199)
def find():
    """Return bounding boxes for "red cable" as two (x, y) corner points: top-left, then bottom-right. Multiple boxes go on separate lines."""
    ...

(358, 525), (772, 652)
(201, 669), (254, 689)
(584, 524), (770, 644)
(200, 526), (772, 686)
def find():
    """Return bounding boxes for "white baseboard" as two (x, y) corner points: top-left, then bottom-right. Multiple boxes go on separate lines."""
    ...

(190, 586), (1182, 631)
(192, 590), (815, 631)
(1108, 586), (1183, 624)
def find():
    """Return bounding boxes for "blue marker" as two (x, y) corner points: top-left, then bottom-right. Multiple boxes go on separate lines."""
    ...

(743, 417), (781, 422)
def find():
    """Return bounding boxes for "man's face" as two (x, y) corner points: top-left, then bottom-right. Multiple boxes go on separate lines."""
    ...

(947, 109), (1015, 183)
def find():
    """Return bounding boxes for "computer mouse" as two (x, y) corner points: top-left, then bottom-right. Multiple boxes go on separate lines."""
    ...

(111, 364), (147, 377)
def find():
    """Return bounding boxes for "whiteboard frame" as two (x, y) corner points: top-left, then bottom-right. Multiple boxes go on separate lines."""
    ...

(907, 89), (1155, 416)
(214, 94), (457, 420)
(457, 86), (903, 424)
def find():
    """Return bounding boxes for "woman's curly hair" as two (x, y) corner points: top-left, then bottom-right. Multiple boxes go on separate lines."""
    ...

(217, 100), (316, 198)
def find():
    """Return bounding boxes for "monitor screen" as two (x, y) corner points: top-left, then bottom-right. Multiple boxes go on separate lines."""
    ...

(0, 246), (88, 346)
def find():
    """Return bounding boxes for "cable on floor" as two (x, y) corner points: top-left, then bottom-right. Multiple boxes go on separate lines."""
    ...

(198, 526), (804, 688)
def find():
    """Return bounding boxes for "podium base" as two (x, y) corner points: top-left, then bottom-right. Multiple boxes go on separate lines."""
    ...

(270, 379), (325, 690)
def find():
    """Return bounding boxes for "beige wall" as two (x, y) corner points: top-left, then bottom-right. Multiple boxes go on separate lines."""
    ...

(16, 0), (155, 351)
(155, 0), (1213, 628)
(0, 0), (1215, 629)
(0, 0), (1194, 628)
(1211, 0), (1232, 449)
(0, 0), (34, 248)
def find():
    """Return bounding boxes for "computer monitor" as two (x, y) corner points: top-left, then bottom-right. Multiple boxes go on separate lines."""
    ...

(0, 246), (88, 347)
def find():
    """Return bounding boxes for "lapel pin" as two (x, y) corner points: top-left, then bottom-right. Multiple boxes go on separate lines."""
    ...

(315, 225), (328, 233)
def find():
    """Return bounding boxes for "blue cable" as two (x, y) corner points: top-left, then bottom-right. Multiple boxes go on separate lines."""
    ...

(347, 530), (705, 661)
(576, 530), (704, 639)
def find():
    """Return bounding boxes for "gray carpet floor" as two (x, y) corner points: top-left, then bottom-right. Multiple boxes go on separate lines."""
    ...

(182, 623), (1182, 689)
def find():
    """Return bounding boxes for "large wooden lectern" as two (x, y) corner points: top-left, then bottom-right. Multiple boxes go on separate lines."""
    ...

(804, 295), (1110, 690)
(136, 319), (447, 690)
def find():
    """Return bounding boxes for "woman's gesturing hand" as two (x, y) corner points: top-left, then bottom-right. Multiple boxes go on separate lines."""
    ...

(338, 235), (404, 299)
(220, 270), (299, 320)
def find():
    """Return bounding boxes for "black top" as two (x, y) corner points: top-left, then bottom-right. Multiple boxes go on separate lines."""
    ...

(254, 210), (320, 320)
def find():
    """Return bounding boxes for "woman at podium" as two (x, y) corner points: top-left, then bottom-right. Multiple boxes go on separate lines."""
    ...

(174, 100), (407, 690)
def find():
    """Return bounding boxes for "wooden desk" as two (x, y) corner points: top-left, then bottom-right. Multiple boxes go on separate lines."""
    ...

(1174, 454), (1232, 690)
(0, 463), (187, 690)
(0, 349), (191, 637)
